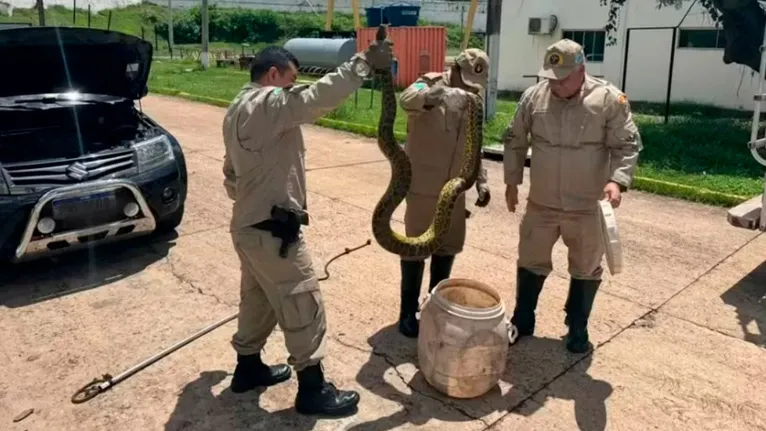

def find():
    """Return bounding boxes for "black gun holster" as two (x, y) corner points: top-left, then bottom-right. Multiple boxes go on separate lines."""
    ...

(252, 206), (310, 258)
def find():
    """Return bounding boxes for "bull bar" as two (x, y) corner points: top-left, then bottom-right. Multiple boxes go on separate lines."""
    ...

(13, 179), (156, 262)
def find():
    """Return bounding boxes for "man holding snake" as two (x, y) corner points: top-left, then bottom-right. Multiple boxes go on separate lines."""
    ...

(503, 39), (642, 353)
(394, 48), (492, 338)
(221, 40), (392, 416)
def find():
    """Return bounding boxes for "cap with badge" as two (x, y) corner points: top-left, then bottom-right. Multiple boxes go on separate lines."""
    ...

(454, 48), (489, 90)
(538, 39), (586, 80)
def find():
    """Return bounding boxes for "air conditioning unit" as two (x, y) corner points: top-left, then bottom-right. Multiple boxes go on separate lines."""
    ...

(528, 15), (558, 35)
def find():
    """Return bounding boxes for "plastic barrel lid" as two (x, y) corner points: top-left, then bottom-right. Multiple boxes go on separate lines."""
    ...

(598, 200), (623, 275)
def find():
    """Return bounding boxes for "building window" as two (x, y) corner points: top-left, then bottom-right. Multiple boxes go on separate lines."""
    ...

(677, 29), (726, 49)
(562, 30), (606, 62)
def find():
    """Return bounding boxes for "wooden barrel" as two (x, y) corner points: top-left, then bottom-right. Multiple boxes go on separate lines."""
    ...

(417, 278), (510, 399)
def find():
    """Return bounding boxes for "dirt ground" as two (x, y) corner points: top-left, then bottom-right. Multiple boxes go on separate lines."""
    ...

(2, 94), (766, 431)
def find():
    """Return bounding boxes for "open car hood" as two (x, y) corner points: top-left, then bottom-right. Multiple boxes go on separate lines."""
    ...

(0, 27), (152, 100)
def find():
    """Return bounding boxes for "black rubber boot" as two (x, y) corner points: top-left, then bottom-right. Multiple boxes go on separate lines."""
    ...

(509, 268), (547, 343)
(428, 254), (455, 292)
(564, 278), (601, 354)
(230, 353), (292, 393)
(295, 363), (360, 416)
(398, 259), (425, 338)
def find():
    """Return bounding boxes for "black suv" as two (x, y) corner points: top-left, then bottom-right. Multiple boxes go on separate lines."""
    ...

(0, 27), (187, 263)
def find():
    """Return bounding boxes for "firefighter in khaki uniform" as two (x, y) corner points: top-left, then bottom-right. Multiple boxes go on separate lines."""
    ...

(394, 48), (492, 338)
(503, 39), (642, 353)
(221, 40), (392, 416)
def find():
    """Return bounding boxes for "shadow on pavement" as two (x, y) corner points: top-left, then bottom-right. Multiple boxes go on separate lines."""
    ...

(511, 337), (612, 431)
(0, 230), (178, 308)
(350, 325), (612, 431)
(721, 261), (766, 348)
(164, 370), (323, 431)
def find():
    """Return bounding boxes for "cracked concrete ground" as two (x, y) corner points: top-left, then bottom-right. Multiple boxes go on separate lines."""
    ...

(1, 94), (766, 431)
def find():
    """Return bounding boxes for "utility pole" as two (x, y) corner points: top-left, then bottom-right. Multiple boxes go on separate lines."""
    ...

(201, 0), (209, 70)
(485, 0), (502, 120)
(168, 0), (174, 50)
(36, 0), (45, 26)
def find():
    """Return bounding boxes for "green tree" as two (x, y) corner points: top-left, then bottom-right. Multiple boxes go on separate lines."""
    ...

(601, 0), (765, 73)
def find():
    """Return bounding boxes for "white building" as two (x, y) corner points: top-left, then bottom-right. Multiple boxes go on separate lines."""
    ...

(498, 0), (762, 111)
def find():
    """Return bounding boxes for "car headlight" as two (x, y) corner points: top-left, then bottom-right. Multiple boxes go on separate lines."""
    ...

(133, 135), (175, 173)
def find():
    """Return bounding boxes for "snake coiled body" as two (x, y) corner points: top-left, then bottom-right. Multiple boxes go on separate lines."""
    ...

(370, 25), (484, 259)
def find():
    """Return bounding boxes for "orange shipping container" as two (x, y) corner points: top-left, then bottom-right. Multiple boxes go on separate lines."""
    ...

(356, 26), (446, 89)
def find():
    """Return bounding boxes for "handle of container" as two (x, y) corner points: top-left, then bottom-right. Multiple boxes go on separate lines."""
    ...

(415, 292), (433, 321)
(505, 314), (519, 345)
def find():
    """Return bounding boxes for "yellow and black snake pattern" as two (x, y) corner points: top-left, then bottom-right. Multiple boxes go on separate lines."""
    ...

(370, 25), (484, 259)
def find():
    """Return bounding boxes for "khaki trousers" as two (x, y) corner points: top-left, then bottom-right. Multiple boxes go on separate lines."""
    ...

(517, 201), (605, 281)
(402, 192), (466, 261)
(230, 227), (326, 371)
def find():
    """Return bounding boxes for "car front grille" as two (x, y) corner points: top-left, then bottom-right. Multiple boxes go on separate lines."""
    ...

(3, 149), (136, 189)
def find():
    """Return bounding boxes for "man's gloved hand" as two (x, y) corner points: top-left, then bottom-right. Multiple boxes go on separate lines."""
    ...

(423, 85), (446, 106)
(475, 185), (491, 207)
(360, 37), (394, 71)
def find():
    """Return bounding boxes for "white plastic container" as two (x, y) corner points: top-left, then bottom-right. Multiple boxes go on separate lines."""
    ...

(417, 278), (510, 399)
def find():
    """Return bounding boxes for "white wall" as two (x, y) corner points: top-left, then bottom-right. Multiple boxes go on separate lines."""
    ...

(499, 0), (762, 110)
(497, 0), (622, 94)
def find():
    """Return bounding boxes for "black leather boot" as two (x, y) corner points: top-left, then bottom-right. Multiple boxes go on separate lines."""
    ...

(564, 278), (601, 354)
(428, 254), (455, 292)
(399, 259), (425, 338)
(509, 267), (547, 343)
(295, 363), (360, 416)
(230, 353), (292, 393)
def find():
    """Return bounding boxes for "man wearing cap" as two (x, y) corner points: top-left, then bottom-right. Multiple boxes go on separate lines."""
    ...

(393, 48), (492, 338)
(502, 39), (642, 353)
(221, 38), (393, 416)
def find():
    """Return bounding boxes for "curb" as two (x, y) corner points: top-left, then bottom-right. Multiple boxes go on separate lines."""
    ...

(148, 88), (750, 208)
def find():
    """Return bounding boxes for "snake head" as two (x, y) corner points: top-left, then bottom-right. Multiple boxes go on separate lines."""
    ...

(376, 25), (388, 42)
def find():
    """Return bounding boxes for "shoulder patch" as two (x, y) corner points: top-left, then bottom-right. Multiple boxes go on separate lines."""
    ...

(272, 87), (282, 95)
(617, 93), (628, 105)
(413, 82), (427, 91)
(601, 83), (628, 104)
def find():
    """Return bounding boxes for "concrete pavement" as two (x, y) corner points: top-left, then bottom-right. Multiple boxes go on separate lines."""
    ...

(1, 94), (764, 431)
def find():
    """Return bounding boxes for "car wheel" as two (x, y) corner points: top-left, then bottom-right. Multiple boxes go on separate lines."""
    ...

(155, 204), (184, 234)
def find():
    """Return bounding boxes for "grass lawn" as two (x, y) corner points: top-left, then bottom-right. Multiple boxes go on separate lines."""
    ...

(147, 59), (766, 202)
(0, 5), (255, 58)
(0, 4), (163, 39)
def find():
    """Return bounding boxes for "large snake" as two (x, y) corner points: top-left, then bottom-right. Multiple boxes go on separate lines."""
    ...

(370, 25), (485, 259)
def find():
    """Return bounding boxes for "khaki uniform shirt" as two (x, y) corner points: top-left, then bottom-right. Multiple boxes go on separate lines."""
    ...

(503, 74), (642, 212)
(222, 61), (365, 231)
(399, 70), (488, 198)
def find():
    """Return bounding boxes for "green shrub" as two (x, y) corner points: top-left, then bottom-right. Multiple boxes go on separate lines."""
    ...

(148, 7), (484, 49)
